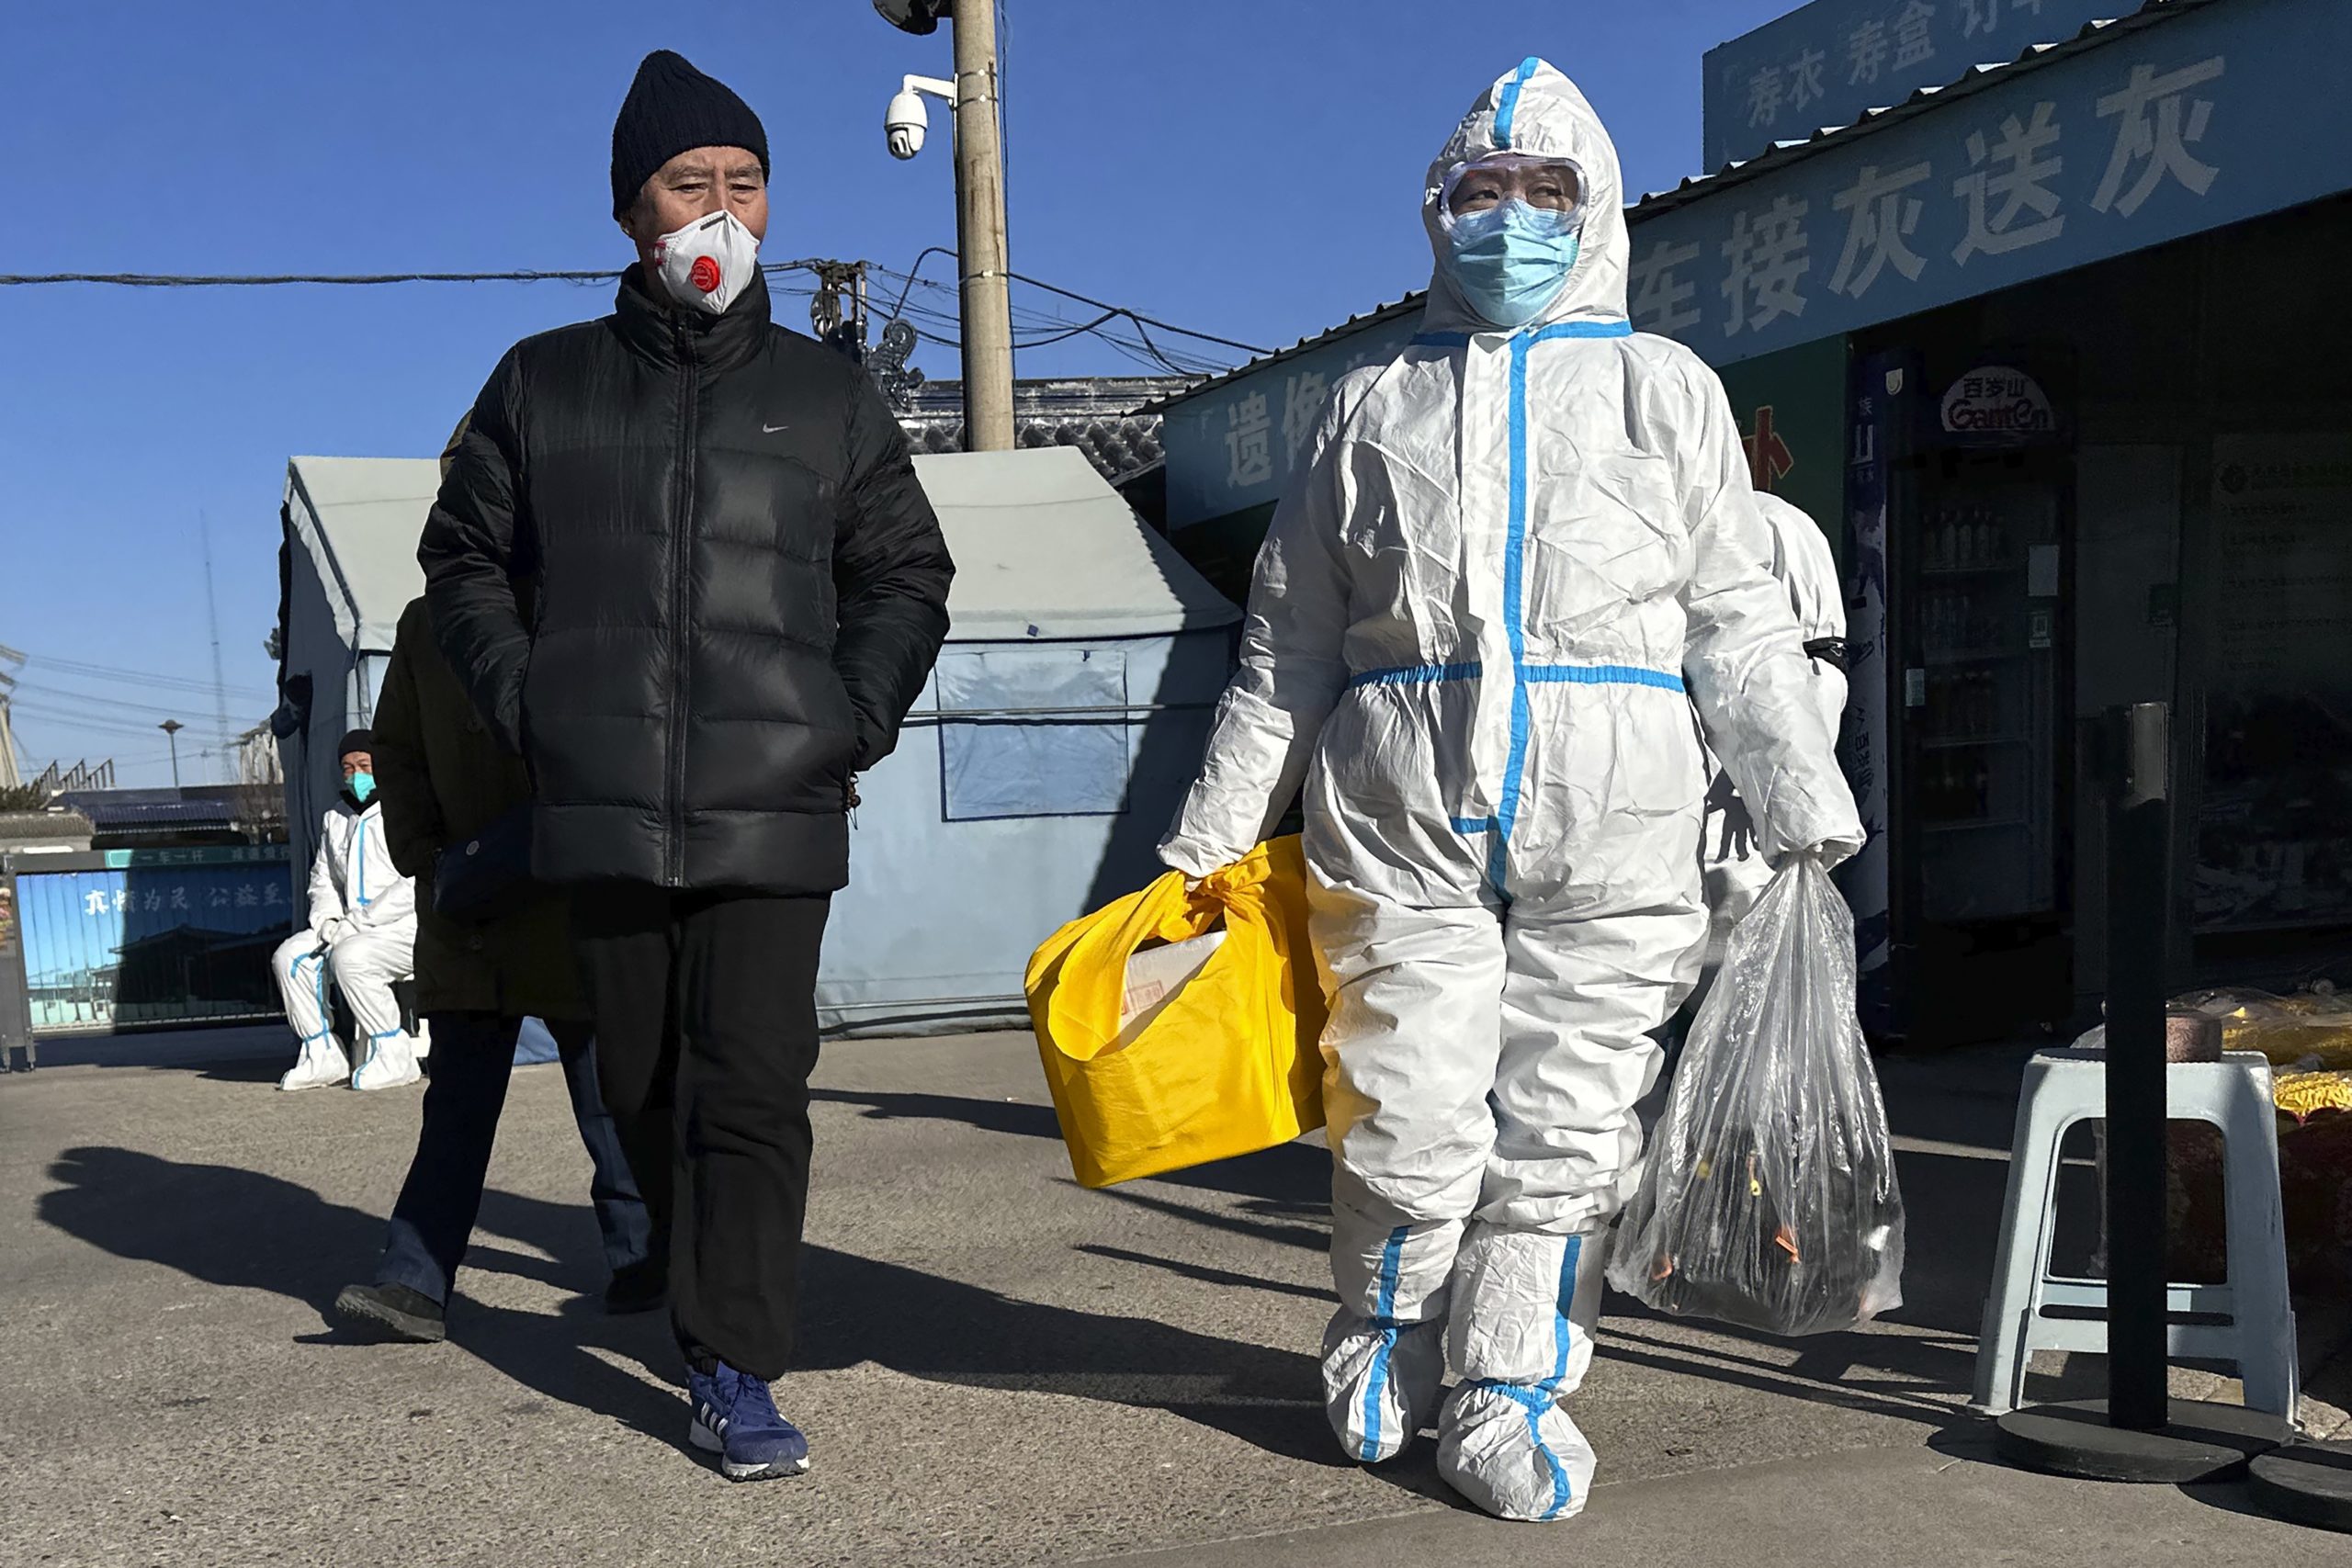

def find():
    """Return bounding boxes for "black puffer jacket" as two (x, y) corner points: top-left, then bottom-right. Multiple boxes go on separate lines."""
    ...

(419, 269), (954, 894)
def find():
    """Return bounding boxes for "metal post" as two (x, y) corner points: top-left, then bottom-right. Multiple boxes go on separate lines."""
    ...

(951, 0), (1015, 451)
(160, 719), (184, 787)
(1993, 699), (2290, 1482)
(0, 859), (31, 1072)
(2105, 701), (2171, 1430)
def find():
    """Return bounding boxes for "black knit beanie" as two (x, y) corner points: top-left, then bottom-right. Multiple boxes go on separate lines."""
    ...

(611, 51), (770, 217)
(336, 728), (374, 761)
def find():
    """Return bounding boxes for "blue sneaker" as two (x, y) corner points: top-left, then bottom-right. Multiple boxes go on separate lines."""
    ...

(687, 1362), (810, 1483)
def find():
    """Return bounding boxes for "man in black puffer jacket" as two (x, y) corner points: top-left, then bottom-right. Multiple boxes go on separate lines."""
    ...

(419, 50), (952, 1484)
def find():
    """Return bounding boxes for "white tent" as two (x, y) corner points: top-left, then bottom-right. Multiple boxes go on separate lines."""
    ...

(273, 446), (1239, 1029)
(277, 457), (444, 909)
(829, 447), (1239, 1032)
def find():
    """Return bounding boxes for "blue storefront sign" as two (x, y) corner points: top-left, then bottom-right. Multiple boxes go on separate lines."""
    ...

(1160, 310), (1424, 532)
(10, 847), (295, 1032)
(1646, 0), (2348, 367)
(1704, 0), (2120, 171)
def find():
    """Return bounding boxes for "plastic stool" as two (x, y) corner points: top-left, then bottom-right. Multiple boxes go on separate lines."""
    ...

(1973, 1047), (2299, 1419)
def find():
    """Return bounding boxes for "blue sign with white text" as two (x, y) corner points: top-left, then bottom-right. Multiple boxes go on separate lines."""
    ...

(15, 851), (296, 1031)
(1160, 311), (1424, 531)
(1644, 0), (2349, 366)
(1702, 0), (2120, 171)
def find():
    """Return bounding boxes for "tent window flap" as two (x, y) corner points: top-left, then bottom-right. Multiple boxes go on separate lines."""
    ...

(936, 647), (1131, 821)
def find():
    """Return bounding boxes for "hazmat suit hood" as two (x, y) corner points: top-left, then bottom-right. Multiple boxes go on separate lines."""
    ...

(1423, 58), (1630, 335)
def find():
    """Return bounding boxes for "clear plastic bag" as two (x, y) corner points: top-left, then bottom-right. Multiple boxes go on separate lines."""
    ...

(1608, 855), (1905, 1337)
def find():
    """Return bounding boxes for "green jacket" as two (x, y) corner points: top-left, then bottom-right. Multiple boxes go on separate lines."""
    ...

(373, 595), (585, 1021)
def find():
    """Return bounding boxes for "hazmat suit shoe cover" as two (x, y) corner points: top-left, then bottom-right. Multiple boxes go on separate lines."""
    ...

(1437, 1379), (1597, 1522)
(350, 1035), (422, 1092)
(1322, 1308), (1446, 1463)
(1434, 1224), (1605, 1518)
(277, 1040), (351, 1092)
(1446, 1224), (1607, 1390)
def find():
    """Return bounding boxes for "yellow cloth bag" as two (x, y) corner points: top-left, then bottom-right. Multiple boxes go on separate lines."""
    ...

(1025, 837), (1328, 1188)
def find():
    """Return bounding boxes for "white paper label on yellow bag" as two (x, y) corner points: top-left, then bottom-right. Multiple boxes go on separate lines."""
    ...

(1117, 930), (1227, 1043)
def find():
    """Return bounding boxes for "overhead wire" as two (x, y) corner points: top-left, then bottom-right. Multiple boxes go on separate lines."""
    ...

(867, 249), (1266, 377)
(4, 252), (1241, 375)
(20, 652), (272, 701)
(0, 260), (832, 288)
(11, 682), (256, 723)
(6, 701), (219, 743)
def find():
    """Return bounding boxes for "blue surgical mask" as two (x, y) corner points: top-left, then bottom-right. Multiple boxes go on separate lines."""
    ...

(346, 772), (376, 805)
(1442, 199), (1582, 330)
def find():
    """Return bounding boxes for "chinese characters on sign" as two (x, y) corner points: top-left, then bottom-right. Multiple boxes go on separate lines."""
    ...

(1641, 8), (2278, 367)
(1706, 0), (2112, 171)
(1164, 312), (1423, 529)
(1952, 102), (2065, 263)
(1827, 161), (1932, 298)
(81, 877), (287, 920)
(1718, 197), (1812, 335)
(2090, 57), (2224, 218)
(1224, 391), (1272, 488)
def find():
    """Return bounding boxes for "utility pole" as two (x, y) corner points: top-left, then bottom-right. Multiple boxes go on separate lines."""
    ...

(875, 0), (1015, 451)
(950, 0), (1015, 451)
(159, 719), (184, 788)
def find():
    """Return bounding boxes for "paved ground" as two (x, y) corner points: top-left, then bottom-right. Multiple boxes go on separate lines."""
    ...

(1, 1027), (2342, 1566)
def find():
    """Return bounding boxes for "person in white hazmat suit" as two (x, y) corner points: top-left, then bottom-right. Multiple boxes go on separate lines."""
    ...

(273, 729), (429, 1092)
(1159, 60), (1863, 1522)
(1686, 491), (1851, 1009)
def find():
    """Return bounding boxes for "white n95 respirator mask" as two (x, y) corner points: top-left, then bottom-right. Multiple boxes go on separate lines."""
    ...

(651, 210), (761, 316)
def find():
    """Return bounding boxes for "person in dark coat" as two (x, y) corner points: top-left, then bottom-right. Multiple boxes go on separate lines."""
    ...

(330, 583), (659, 1345)
(417, 50), (953, 1483)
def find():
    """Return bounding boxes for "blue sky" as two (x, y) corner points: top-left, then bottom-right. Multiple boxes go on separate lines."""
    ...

(0, 0), (1790, 786)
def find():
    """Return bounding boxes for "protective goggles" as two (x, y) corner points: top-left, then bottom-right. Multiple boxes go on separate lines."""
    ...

(1439, 153), (1586, 231)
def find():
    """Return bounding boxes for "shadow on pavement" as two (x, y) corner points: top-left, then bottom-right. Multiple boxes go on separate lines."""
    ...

(1075, 1243), (1329, 1302)
(811, 1086), (1330, 1211)
(34, 1144), (1340, 1466)
(811, 1086), (1064, 1142)
(36, 1146), (679, 1444)
(807, 1089), (2020, 1408)
(34, 1048), (2032, 1475)
(794, 1246), (1340, 1465)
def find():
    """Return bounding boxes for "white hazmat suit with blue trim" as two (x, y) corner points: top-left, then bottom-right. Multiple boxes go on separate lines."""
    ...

(1161, 60), (1862, 1522)
(272, 795), (424, 1093)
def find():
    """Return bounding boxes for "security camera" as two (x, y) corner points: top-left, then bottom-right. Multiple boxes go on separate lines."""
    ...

(886, 90), (928, 160)
(885, 74), (954, 161)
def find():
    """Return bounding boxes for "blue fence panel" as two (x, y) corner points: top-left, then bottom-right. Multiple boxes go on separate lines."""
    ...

(14, 848), (296, 1032)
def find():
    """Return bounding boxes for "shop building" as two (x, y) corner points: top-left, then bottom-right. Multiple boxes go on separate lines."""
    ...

(1150, 0), (2352, 1044)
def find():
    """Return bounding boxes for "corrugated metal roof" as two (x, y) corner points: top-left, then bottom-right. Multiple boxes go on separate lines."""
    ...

(1150, 0), (2205, 412)
(1137, 294), (1426, 415)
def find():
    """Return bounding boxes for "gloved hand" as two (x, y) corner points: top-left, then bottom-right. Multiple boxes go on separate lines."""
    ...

(314, 915), (346, 946)
(1806, 835), (1864, 872)
(1164, 852), (1229, 897)
(1766, 836), (1863, 874)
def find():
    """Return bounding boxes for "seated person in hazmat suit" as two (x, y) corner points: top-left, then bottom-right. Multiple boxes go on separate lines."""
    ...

(1159, 60), (1862, 1523)
(1680, 490), (1850, 1017)
(272, 729), (429, 1092)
